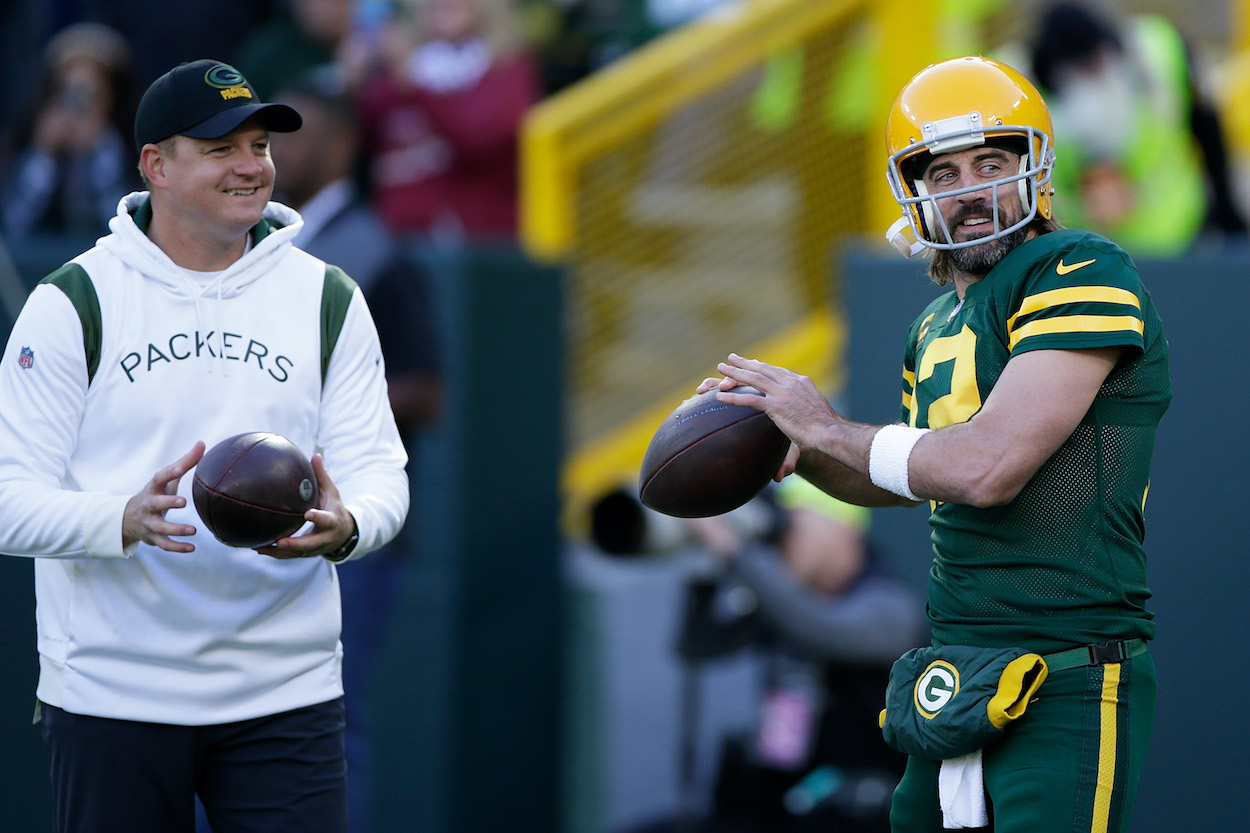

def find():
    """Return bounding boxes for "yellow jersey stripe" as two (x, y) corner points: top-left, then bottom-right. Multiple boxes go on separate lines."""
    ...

(1091, 663), (1122, 833)
(1009, 315), (1145, 351)
(902, 368), (916, 418)
(1007, 286), (1142, 332)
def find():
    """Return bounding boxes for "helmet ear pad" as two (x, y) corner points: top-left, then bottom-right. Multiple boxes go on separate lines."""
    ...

(1017, 155), (1031, 213)
(911, 179), (939, 244)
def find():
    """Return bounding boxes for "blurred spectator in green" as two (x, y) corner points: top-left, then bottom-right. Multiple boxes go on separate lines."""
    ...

(1025, 2), (1247, 255)
(233, 0), (359, 98)
(520, 0), (661, 95)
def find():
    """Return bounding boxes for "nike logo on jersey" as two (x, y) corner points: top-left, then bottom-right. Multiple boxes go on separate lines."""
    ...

(1056, 257), (1096, 275)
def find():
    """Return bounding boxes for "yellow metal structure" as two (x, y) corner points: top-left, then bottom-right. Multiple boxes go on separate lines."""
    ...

(526, 0), (1250, 534)
(1221, 0), (1250, 161)
(521, 0), (942, 533)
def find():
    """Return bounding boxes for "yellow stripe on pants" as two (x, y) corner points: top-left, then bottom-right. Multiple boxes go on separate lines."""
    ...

(1092, 663), (1122, 833)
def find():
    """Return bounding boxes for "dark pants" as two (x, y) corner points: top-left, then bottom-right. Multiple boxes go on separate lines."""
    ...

(41, 698), (348, 833)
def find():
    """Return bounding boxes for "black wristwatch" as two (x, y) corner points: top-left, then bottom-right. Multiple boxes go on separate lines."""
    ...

(324, 524), (359, 563)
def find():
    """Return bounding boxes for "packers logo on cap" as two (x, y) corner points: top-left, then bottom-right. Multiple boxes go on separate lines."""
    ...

(914, 660), (960, 718)
(205, 64), (253, 101)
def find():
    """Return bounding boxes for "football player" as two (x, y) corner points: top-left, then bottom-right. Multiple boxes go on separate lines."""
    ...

(704, 56), (1170, 833)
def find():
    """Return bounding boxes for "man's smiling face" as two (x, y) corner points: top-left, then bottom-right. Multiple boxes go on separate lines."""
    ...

(157, 117), (275, 243)
(923, 146), (1030, 275)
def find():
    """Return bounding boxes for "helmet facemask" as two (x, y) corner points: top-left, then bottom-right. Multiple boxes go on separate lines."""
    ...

(886, 112), (1055, 258)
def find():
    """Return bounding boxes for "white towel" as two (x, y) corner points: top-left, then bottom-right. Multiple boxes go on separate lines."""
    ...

(938, 750), (988, 828)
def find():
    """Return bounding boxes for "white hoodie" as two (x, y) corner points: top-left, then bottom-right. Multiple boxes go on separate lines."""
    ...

(0, 193), (409, 725)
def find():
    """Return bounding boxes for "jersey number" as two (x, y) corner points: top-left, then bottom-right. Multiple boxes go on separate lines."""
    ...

(911, 325), (982, 429)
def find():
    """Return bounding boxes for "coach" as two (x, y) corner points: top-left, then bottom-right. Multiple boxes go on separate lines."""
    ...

(0, 59), (408, 833)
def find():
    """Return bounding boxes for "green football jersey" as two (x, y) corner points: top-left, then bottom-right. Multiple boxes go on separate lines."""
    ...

(899, 229), (1171, 652)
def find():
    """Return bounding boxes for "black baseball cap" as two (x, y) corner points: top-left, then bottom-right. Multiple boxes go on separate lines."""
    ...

(134, 59), (302, 151)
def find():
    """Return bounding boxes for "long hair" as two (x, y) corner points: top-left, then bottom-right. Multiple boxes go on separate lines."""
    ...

(925, 215), (1063, 286)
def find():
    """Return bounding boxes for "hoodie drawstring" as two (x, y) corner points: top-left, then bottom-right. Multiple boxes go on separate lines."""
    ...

(181, 273), (228, 377)
(216, 277), (228, 377)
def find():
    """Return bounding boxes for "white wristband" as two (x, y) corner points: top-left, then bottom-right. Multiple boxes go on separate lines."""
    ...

(868, 424), (932, 501)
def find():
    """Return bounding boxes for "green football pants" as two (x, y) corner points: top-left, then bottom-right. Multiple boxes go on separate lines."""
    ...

(888, 651), (1156, 833)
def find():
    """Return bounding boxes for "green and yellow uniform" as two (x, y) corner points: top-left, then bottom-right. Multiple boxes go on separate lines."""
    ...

(889, 228), (1171, 833)
(901, 228), (1171, 652)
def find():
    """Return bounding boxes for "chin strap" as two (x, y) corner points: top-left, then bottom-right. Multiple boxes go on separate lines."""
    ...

(886, 216), (926, 258)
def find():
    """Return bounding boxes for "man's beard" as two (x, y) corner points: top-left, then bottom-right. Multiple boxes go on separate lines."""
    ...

(944, 203), (1029, 275)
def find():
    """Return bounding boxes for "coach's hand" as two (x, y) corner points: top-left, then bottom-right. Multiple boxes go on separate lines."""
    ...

(122, 442), (206, 553)
(257, 454), (357, 560)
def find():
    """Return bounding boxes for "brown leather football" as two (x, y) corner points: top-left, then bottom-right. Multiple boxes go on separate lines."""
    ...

(638, 387), (789, 518)
(192, 432), (318, 548)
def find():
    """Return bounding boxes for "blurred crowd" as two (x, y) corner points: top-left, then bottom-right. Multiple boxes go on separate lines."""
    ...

(0, 0), (695, 249)
(2, 0), (1247, 254)
(1, 0), (532, 245)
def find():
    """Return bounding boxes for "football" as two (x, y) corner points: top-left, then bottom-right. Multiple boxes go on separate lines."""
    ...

(192, 432), (319, 548)
(638, 386), (790, 518)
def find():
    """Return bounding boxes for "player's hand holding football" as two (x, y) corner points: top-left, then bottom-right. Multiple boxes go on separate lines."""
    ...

(696, 363), (805, 482)
(701, 354), (858, 480)
(257, 454), (357, 560)
(122, 442), (206, 553)
(710, 354), (843, 446)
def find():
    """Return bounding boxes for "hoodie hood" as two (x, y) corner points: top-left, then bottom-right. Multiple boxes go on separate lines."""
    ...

(98, 192), (304, 300)
(95, 192), (307, 377)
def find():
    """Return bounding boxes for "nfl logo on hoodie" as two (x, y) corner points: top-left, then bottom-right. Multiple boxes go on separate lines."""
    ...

(18, 346), (34, 369)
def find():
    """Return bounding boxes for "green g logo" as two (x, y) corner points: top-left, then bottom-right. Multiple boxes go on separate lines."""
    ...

(205, 65), (247, 89)
(914, 660), (960, 718)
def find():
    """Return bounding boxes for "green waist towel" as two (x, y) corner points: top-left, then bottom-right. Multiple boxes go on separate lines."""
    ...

(879, 645), (1049, 761)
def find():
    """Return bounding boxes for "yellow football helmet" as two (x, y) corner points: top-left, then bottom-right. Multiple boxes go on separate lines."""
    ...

(885, 56), (1056, 257)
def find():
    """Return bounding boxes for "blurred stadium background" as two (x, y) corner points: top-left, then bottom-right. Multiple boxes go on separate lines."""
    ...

(523, 1), (1250, 831)
(523, 0), (1250, 533)
(2, 1), (1250, 832)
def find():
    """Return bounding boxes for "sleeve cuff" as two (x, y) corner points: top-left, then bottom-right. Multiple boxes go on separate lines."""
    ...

(82, 493), (137, 559)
